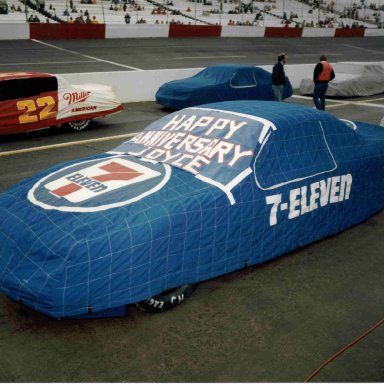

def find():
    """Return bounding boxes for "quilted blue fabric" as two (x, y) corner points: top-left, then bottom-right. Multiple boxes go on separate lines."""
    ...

(155, 64), (293, 109)
(0, 100), (383, 318)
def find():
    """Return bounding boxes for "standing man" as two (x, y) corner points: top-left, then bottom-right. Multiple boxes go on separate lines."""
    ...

(312, 55), (335, 111)
(272, 53), (287, 102)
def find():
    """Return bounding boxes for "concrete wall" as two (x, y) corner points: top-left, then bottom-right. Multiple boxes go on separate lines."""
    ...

(59, 63), (316, 103)
(365, 28), (384, 36)
(1, 22), (384, 39)
(0, 23), (28, 39)
(60, 68), (203, 103)
(169, 24), (221, 37)
(221, 26), (266, 37)
(30, 23), (106, 39)
(302, 28), (335, 37)
(106, 24), (169, 38)
(61, 61), (384, 104)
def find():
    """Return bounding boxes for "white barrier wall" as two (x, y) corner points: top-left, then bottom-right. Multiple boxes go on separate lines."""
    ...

(221, 26), (266, 37)
(106, 24), (169, 38)
(59, 63), (316, 103)
(104, 24), (384, 38)
(60, 68), (203, 103)
(1, 22), (384, 40)
(365, 28), (384, 36)
(302, 28), (336, 37)
(0, 23), (29, 39)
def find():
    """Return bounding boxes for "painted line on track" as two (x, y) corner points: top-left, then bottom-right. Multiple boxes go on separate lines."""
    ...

(0, 132), (137, 157)
(32, 39), (143, 71)
(291, 94), (384, 108)
(291, 95), (348, 104)
(174, 55), (247, 60)
(0, 60), (96, 66)
(342, 44), (382, 54)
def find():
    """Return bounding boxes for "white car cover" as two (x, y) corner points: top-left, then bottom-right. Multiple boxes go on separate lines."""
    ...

(299, 62), (384, 97)
(57, 76), (121, 120)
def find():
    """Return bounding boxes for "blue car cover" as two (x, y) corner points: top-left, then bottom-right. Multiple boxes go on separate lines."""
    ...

(0, 101), (383, 318)
(155, 64), (293, 109)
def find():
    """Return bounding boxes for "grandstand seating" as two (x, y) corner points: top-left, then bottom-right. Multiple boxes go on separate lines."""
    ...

(0, 0), (382, 27)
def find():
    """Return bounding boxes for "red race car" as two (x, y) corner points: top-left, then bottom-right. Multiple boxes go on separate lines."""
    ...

(0, 72), (123, 135)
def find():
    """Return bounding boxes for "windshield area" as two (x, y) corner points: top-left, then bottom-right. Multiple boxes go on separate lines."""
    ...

(230, 71), (258, 88)
(0, 77), (57, 101)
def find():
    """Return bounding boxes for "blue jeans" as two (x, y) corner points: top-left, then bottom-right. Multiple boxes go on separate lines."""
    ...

(272, 84), (284, 102)
(313, 82), (328, 110)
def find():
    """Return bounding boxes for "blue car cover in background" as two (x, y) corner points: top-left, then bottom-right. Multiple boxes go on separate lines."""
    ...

(155, 64), (293, 109)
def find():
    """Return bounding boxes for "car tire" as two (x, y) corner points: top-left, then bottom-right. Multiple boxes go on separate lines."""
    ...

(66, 119), (92, 132)
(135, 284), (196, 313)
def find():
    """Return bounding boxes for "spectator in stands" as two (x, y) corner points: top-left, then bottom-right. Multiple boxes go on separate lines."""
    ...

(312, 55), (335, 110)
(75, 15), (85, 23)
(124, 12), (131, 23)
(271, 53), (287, 102)
(91, 15), (98, 23)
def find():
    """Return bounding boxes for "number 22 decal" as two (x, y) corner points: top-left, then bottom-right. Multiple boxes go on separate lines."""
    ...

(17, 96), (57, 124)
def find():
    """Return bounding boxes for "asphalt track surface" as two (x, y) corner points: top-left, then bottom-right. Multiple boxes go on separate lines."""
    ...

(0, 37), (384, 382)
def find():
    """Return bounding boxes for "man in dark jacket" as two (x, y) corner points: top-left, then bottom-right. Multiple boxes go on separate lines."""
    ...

(271, 53), (287, 102)
(313, 55), (335, 110)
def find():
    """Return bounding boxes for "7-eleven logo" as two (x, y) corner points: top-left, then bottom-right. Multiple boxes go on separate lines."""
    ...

(45, 158), (161, 203)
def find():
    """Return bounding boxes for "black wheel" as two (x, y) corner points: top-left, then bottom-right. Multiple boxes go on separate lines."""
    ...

(135, 284), (196, 313)
(66, 119), (92, 132)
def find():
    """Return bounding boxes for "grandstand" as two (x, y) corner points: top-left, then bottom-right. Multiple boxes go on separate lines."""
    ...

(0, 0), (382, 27)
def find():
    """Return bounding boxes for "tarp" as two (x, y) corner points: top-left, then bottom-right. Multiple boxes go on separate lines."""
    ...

(57, 76), (121, 120)
(156, 64), (293, 109)
(299, 62), (384, 97)
(0, 101), (383, 318)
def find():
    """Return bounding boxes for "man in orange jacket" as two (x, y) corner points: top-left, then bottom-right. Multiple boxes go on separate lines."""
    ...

(313, 55), (335, 111)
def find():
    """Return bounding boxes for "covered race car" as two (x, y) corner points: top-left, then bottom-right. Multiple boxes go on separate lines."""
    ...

(0, 72), (122, 135)
(299, 62), (384, 97)
(0, 100), (383, 319)
(155, 64), (293, 110)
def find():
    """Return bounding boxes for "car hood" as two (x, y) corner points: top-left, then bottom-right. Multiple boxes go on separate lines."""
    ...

(0, 152), (227, 317)
(156, 78), (221, 98)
